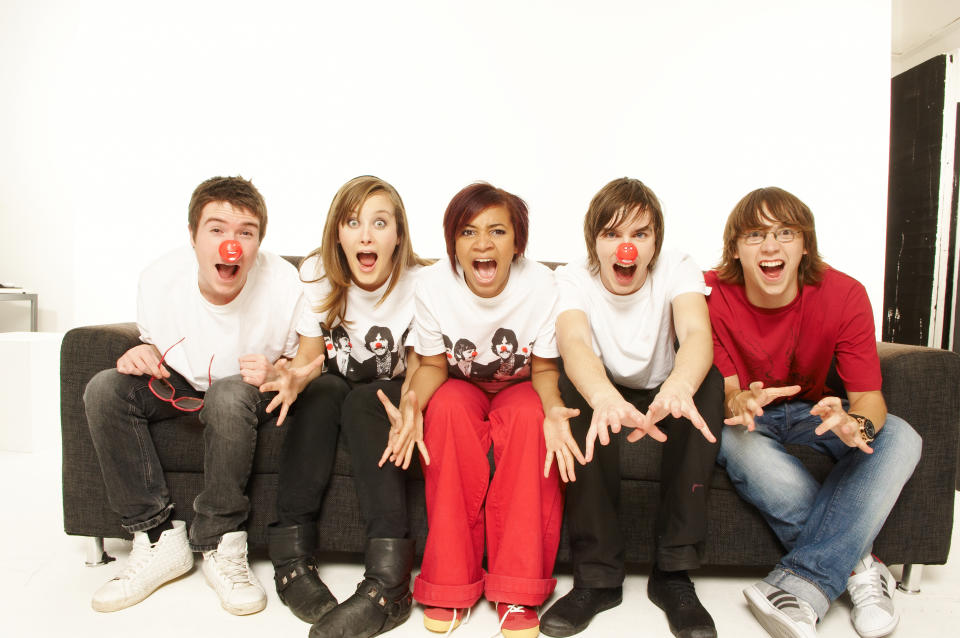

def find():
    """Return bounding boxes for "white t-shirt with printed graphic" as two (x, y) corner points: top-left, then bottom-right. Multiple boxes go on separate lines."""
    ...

(554, 250), (706, 390)
(137, 247), (304, 391)
(296, 255), (421, 382)
(415, 258), (559, 394)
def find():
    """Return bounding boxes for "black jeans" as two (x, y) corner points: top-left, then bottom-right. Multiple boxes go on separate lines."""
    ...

(560, 366), (724, 587)
(276, 375), (421, 539)
(84, 368), (274, 551)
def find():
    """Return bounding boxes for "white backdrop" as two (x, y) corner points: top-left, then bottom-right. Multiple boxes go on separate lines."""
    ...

(0, 1), (892, 333)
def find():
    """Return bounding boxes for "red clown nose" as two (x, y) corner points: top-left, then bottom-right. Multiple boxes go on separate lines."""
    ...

(616, 242), (637, 264)
(500, 345), (508, 352)
(326, 343), (334, 350)
(219, 240), (243, 263)
(375, 342), (383, 349)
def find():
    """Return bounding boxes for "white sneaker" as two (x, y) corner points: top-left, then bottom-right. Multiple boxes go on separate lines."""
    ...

(847, 555), (899, 638)
(744, 581), (818, 638)
(91, 520), (194, 612)
(202, 530), (266, 615)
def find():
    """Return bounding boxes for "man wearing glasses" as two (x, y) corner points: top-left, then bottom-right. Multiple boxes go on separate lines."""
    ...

(84, 176), (305, 616)
(704, 187), (921, 638)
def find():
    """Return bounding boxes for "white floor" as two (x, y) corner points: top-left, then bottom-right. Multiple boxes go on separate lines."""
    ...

(2, 440), (958, 638)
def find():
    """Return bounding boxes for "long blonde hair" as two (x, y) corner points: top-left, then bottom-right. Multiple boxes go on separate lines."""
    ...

(302, 176), (429, 329)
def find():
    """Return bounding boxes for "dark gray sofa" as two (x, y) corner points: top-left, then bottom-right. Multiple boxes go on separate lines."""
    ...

(60, 269), (960, 582)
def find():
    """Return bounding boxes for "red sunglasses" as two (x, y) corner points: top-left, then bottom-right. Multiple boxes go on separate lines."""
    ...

(148, 337), (213, 412)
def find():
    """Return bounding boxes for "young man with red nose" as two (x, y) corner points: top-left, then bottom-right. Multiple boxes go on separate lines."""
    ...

(83, 176), (305, 616)
(705, 187), (921, 638)
(542, 178), (723, 638)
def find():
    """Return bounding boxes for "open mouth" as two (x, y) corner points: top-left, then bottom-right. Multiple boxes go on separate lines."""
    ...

(612, 263), (636, 285)
(215, 263), (240, 280)
(473, 259), (497, 285)
(759, 260), (785, 280)
(357, 252), (378, 272)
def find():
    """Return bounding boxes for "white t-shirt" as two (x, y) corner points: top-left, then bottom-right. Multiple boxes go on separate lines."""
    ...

(137, 246), (304, 391)
(554, 250), (706, 390)
(415, 258), (559, 394)
(296, 255), (421, 382)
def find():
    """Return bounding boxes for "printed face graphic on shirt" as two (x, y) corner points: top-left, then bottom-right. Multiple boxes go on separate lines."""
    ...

(454, 338), (478, 362)
(363, 326), (395, 357)
(455, 205), (517, 298)
(594, 207), (656, 296)
(443, 334), (455, 364)
(491, 328), (519, 360)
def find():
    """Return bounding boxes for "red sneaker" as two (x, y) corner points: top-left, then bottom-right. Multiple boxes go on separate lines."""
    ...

(424, 606), (468, 633)
(496, 603), (540, 638)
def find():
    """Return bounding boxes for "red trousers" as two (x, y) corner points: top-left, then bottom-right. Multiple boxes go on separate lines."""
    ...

(413, 379), (563, 608)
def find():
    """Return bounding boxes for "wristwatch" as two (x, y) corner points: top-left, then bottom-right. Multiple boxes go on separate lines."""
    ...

(848, 413), (876, 444)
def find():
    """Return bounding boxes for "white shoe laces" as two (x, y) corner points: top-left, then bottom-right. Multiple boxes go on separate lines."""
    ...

(211, 550), (255, 588)
(444, 606), (471, 636)
(491, 604), (528, 638)
(116, 538), (153, 580)
(848, 564), (886, 608)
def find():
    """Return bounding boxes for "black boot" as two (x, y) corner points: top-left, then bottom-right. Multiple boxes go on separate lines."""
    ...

(309, 538), (414, 638)
(268, 523), (338, 624)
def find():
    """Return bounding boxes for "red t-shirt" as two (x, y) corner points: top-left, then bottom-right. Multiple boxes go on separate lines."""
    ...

(704, 268), (881, 402)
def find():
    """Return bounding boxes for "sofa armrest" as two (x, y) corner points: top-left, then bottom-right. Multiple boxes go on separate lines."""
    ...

(61, 323), (141, 537)
(874, 341), (960, 563)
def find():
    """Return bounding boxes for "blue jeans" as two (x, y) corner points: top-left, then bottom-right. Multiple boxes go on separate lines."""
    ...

(717, 400), (921, 620)
(84, 368), (274, 551)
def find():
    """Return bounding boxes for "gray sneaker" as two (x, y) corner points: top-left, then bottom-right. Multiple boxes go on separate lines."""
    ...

(847, 555), (899, 638)
(744, 581), (818, 638)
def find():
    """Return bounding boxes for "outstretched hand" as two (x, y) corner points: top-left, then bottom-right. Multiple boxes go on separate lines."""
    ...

(260, 355), (324, 426)
(810, 396), (874, 453)
(543, 406), (586, 482)
(584, 395), (667, 462)
(724, 381), (801, 431)
(643, 378), (715, 443)
(377, 389), (431, 470)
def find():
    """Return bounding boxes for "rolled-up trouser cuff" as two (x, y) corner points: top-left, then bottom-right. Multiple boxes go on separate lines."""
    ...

(413, 571), (485, 608)
(657, 544), (702, 572)
(485, 572), (557, 606)
(764, 567), (830, 621)
(121, 502), (174, 534)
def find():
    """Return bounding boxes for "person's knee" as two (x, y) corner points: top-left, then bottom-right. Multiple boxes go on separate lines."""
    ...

(83, 369), (137, 426)
(201, 376), (259, 436)
(880, 414), (922, 468)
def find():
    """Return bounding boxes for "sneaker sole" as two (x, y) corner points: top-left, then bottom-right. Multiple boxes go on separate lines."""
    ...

(744, 586), (815, 638)
(424, 611), (463, 633)
(501, 626), (540, 638)
(91, 559), (194, 613)
(203, 572), (266, 615)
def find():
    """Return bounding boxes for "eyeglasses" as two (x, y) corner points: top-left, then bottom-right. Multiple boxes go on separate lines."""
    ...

(148, 337), (213, 412)
(741, 228), (801, 245)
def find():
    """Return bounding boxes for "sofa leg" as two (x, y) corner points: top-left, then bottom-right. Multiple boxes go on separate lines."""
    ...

(85, 537), (115, 567)
(897, 563), (922, 594)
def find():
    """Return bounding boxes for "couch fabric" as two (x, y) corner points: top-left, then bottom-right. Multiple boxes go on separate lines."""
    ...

(61, 265), (960, 568)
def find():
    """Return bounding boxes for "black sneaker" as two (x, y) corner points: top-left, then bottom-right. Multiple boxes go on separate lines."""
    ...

(540, 586), (622, 637)
(647, 567), (717, 638)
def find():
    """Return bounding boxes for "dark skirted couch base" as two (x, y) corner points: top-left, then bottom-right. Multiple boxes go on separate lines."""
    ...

(62, 321), (959, 572)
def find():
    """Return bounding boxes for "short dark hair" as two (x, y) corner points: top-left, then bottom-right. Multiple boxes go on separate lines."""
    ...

(363, 325), (395, 352)
(442, 182), (529, 272)
(490, 327), (519, 355)
(188, 176), (267, 242)
(454, 338), (477, 360)
(583, 178), (665, 274)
